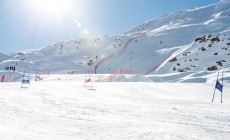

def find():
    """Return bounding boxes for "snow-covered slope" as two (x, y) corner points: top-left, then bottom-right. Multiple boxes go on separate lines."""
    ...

(0, 75), (230, 139)
(1, 1), (230, 138)
(0, 0), (230, 80)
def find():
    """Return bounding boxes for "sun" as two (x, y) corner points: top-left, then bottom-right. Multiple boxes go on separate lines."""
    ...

(30, 0), (72, 16)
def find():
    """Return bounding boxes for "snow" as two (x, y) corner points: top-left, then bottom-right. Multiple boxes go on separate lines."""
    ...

(1, 0), (230, 77)
(0, 75), (230, 139)
(0, 1), (230, 139)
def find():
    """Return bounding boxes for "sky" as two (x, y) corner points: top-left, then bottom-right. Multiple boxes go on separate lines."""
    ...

(0, 0), (220, 53)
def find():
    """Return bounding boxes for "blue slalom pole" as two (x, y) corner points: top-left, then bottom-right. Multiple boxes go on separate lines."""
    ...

(212, 71), (219, 102)
(221, 71), (223, 103)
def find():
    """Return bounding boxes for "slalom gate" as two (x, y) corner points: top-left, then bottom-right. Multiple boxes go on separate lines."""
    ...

(40, 69), (49, 80)
(21, 71), (30, 88)
(0, 73), (12, 82)
(84, 73), (95, 90)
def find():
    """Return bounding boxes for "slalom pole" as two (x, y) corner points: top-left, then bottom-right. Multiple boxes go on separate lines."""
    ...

(90, 73), (95, 89)
(212, 71), (219, 102)
(221, 71), (224, 103)
(84, 74), (86, 86)
(9, 72), (11, 82)
(23, 70), (25, 79)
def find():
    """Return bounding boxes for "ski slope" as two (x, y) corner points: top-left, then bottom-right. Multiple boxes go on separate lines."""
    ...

(0, 75), (230, 140)
(1, 0), (230, 77)
(1, 0), (230, 139)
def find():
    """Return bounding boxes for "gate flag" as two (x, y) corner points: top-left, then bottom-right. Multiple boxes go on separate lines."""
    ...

(212, 71), (224, 103)
(215, 80), (223, 92)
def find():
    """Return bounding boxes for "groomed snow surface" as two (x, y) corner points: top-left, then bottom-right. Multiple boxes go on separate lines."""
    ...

(0, 74), (229, 140)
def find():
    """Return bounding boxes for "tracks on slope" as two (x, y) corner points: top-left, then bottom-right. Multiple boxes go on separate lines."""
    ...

(94, 33), (145, 73)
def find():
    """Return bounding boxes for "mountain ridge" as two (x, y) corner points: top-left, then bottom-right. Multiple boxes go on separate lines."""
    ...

(0, 0), (230, 81)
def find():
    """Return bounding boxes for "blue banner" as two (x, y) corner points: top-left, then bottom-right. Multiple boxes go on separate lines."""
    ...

(215, 80), (223, 92)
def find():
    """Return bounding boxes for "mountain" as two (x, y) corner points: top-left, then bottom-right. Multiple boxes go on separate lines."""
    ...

(0, 0), (230, 81)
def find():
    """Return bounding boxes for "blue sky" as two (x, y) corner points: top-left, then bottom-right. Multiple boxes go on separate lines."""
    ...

(0, 0), (220, 53)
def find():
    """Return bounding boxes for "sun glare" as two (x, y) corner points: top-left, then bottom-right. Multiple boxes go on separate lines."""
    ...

(31, 0), (72, 16)
(27, 0), (93, 37)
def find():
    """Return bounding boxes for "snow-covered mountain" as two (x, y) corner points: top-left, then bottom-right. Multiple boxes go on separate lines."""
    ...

(1, 0), (230, 80)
